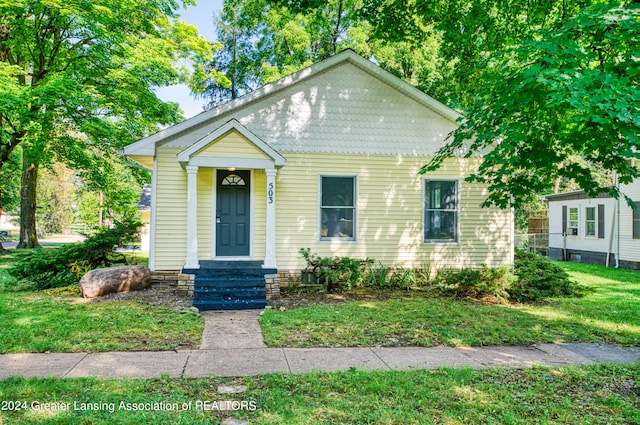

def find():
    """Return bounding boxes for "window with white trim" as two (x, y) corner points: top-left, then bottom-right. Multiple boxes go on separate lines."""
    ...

(585, 206), (596, 237)
(568, 207), (579, 229)
(320, 176), (356, 240)
(424, 180), (458, 242)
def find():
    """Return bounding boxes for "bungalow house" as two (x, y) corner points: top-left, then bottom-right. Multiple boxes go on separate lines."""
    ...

(124, 50), (514, 309)
(546, 173), (640, 269)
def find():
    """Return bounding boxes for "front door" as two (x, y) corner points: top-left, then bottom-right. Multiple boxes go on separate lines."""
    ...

(216, 170), (250, 256)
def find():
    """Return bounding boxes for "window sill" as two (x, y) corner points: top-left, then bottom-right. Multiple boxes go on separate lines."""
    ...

(423, 240), (459, 245)
(318, 239), (358, 244)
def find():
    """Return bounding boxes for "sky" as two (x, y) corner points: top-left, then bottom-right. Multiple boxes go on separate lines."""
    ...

(155, 0), (224, 118)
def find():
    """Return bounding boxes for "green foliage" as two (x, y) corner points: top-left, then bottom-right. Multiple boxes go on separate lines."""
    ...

(300, 248), (431, 292)
(9, 219), (141, 290)
(0, 150), (20, 214)
(36, 163), (75, 234)
(300, 248), (375, 291)
(301, 248), (590, 303)
(263, 261), (640, 348)
(0, 0), (217, 247)
(0, 365), (638, 424)
(435, 265), (515, 302)
(423, 2), (639, 208)
(433, 252), (588, 303)
(512, 250), (589, 302)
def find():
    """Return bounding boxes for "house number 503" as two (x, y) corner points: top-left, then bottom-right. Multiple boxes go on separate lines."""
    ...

(267, 182), (274, 204)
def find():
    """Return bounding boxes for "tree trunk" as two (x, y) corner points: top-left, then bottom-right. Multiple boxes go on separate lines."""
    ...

(17, 155), (40, 249)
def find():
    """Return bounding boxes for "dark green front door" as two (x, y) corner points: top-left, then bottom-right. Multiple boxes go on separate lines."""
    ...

(216, 170), (250, 256)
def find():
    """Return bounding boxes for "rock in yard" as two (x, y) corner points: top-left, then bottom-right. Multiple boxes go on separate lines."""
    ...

(79, 266), (151, 298)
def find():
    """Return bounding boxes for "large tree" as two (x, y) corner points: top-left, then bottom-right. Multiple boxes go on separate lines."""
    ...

(361, 0), (595, 110)
(422, 2), (639, 208)
(0, 0), (224, 248)
(199, 0), (375, 107)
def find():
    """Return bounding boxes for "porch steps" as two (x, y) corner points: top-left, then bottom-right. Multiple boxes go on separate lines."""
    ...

(188, 261), (276, 310)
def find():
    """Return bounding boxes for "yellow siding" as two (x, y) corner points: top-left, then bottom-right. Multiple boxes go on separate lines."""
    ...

(153, 148), (512, 272)
(197, 168), (213, 258)
(199, 130), (270, 159)
(275, 152), (512, 270)
(154, 147), (188, 270)
(253, 171), (266, 259)
(153, 148), (268, 270)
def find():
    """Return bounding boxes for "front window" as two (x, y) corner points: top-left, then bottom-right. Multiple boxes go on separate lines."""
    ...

(320, 176), (356, 240)
(424, 180), (458, 242)
(585, 207), (596, 237)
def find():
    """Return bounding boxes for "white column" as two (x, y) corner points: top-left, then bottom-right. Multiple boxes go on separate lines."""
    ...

(264, 168), (277, 269)
(184, 165), (200, 269)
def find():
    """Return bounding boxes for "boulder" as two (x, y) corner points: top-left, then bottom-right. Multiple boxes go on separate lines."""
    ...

(79, 266), (152, 298)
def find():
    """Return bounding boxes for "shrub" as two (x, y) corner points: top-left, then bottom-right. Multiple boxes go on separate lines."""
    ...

(511, 249), (588, 302)
(299, 249), (430, 292)
(9, 218), (141, 290)
(300, 248), (375, 292)
(435, 265), (514, 302)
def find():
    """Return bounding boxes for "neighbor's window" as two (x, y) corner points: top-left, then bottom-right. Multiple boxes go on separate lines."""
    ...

(568, 207), (579, 229)
(633, 201), (640, 240)
(585, 207), (596, 237)
(424, 180), (458, 242)
(320, 176), (356, 240)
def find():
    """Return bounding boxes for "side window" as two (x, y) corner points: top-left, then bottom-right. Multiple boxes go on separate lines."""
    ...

(568, 207), (579, 229)
(585, 207), (596, 237)
(320, 176), (356, 241)
(424, 180), (458, 242)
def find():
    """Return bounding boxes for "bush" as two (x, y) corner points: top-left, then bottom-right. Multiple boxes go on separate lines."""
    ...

(511, 249), (588, 302)
(299, 249), (430, 292)
(300, 248), (375, 292)
(9, 219), (141, 290)
(435, 265), (514, 302)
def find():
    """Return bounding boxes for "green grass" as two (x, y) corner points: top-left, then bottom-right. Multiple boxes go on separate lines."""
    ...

(0, 364), (637, 424)
(261, 262), (640, 348)
(0, 251), (202, 353)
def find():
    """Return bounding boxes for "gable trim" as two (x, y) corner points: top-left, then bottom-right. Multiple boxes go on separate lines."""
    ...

(177, 119), (286, 167)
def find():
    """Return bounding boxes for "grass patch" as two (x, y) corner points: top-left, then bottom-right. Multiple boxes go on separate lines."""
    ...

(261, 262), (640, 348)
(0, 251), (202, 353)
(0, 364), (638, 424)
(0, 292), (202, 353)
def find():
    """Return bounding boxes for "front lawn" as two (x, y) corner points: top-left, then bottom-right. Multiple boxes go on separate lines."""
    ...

(0, 364), (637, 424)
(260, 262), (640, 348)
(0, 251), (203, 353)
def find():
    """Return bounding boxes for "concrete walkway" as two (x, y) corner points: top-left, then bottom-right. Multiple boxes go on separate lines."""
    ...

(200, 310), (267, 349)
(1, 343), (638, 380)
(1, 309), (638, 379)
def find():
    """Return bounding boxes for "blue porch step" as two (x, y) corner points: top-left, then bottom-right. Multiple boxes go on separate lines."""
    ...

(185, 261), (276, 311)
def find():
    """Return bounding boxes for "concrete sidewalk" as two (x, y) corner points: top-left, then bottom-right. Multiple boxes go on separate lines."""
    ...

(1, 343), (638, 380)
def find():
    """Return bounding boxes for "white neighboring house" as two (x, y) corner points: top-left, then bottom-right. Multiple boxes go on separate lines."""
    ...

(0, 210), (18, 232)
(546, 176), (640, 269)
